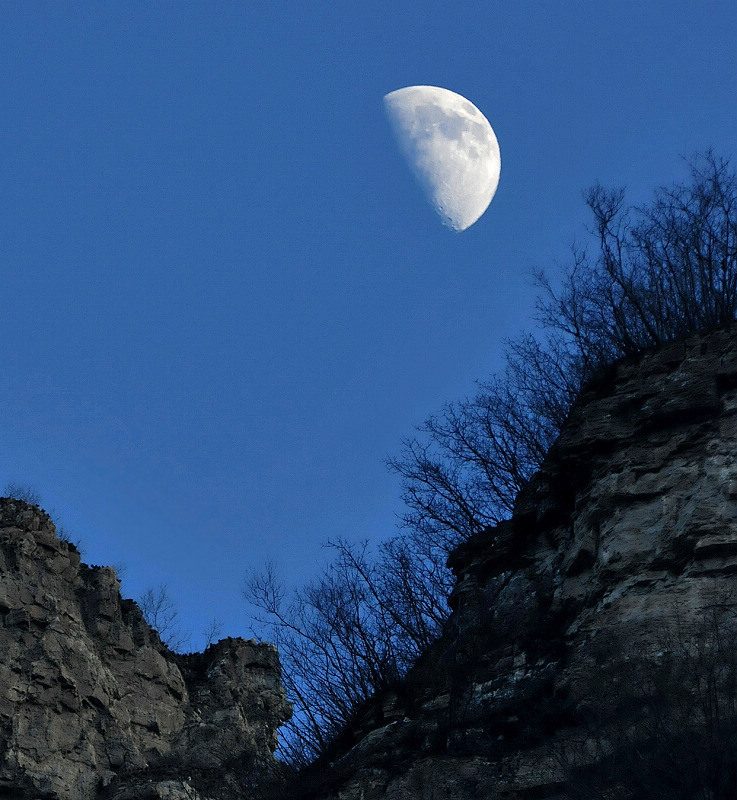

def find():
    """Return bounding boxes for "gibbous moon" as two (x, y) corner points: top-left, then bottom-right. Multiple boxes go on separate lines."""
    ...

(383, 85), (500, 232)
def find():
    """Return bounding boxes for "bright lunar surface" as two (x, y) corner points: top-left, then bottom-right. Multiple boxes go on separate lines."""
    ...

(384, 85), (501, 231)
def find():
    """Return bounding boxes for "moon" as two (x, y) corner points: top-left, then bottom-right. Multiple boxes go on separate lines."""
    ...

(383, 85), (501, 232)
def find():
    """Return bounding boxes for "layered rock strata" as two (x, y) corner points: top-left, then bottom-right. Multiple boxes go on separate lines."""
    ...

(0, 499), (291, 800)
(298, 325), (737, 799)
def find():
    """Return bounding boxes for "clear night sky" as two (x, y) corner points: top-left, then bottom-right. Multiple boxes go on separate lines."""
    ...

(1, 3), (735, 649)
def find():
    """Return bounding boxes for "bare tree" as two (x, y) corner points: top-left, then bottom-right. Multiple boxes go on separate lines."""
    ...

(391, 154), (737, 565)
(138, 584), (191, 652)
(389, 330), (583, 554)
(537, 151), (737, 370)
(203, 617), (224, 649)
(246, 534), (450, 767)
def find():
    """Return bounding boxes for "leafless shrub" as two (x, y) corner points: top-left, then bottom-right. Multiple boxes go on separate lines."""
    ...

(54, 521), (84, 553)
(3, 481), (42, 506)
(2, 482), (84, 551)
(138, 584), (191, 652)
(202, 618), (224, 648)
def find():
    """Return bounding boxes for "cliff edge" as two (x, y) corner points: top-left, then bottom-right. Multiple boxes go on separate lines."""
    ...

(297, 325), (737, 799)
(0, 499), (291, 800)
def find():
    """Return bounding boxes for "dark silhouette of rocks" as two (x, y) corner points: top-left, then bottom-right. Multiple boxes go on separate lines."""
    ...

(0, 499), (291, 800)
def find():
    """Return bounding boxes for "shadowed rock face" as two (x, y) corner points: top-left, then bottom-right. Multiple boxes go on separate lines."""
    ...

(297, 326), (737, 800)
(0, 499), (291, 800)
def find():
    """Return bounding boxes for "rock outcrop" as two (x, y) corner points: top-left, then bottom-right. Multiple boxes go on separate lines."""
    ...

(0, 499), (291, 800)
(295, 325), (737, 799)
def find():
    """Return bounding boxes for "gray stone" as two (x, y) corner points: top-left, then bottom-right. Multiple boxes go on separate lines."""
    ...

(0, 498), (291, 800)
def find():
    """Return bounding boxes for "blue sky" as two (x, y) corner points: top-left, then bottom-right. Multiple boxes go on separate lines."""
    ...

(1, 3), (735, 649)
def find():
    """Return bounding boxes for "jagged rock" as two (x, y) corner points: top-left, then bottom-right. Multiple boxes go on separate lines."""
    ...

(298, 325), (737, 799)
(0, 499), (291, 800)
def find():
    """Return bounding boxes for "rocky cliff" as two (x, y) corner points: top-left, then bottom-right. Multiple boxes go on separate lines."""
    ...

(0, 499), (291, 800)
(294, 325), (737, 799)
(7, 325), (737, 800)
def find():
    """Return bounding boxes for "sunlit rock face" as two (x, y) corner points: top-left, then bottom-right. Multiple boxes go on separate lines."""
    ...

(297, 325), (737, 800)
(0, 499), (291, 800)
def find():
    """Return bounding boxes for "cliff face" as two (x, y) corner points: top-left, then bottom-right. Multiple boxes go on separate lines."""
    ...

(0, 500), (291, 800)
(300, 326), (737, 799)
